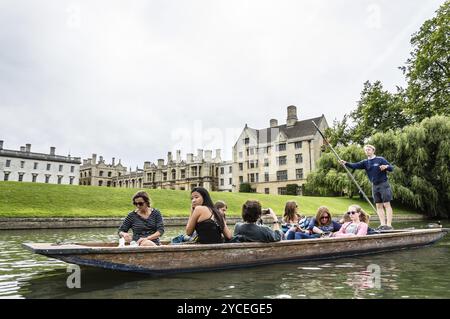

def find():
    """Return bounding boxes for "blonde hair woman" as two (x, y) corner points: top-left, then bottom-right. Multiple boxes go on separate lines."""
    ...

(332, 205), (369, 237)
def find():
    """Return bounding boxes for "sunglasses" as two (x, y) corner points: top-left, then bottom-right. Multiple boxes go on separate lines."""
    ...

(134, 202), (146, 207)
(347, 211), (358, 215)
(321, 216), (330, 219)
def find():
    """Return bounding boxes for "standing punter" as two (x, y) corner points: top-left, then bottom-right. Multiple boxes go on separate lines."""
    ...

(339, 145), (394, 230)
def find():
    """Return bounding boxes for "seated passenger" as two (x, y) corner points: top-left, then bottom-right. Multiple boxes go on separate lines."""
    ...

(332, 205), (369, 237)
(281, 200), (302, 234)
(186, 187), (232, 244)
(118, 191), (164, 246)
(233, 200), (283, 243)
(214, 200), (228, 220)
(308, 206), (341, 236)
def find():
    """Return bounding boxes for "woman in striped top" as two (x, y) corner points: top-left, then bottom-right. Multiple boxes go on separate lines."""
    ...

(118, 191), (165, 246)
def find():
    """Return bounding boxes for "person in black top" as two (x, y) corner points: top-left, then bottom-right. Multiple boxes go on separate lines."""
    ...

(118, 191), (165, 246)
(233, 200), (283, 243)
(186, 187), (232, 244)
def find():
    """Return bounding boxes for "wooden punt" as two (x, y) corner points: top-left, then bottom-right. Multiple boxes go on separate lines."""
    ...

(23, 228), (448, 275)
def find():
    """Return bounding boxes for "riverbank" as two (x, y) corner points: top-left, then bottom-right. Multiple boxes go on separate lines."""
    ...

(0, 182), (423, 218)
(0, 215), (428, 230)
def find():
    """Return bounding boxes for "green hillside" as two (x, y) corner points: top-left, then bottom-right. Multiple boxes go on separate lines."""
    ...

(0, 182), (420, 218)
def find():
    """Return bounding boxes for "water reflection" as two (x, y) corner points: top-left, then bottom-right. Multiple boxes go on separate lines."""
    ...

(0, 222), (449, 299)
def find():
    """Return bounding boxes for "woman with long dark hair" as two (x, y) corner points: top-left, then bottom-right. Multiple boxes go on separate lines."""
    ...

(185, 187), (232, 244)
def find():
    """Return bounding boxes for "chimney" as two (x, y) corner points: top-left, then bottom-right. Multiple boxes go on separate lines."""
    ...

(157, 159), (164, 167)
(205, 150), (212, 162)
(0, 140), (3, 150)
(176, 150), (181, 163)
(197, 149), (203, 161)
(167, 152), (173, 163)
(99, 156), (103, 163)
(26, 144), (31, 153)
(50, 146), (56, 156)
(187, 153), (193, 163)
(270, 119), (278, 128)
(287, 105), (298, 127)
(92, 153), (97, 165)
(144, 161), (151, 169)
(215, 148), (222, 162)
(20, 146), (26, 152)
(112, 157), (115, 166)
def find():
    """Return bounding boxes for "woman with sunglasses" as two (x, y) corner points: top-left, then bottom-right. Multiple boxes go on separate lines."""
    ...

(307, 206), (342, 237)
(186, 187), (232, 244)
(118, 191), (165, 246)
(332, 205), (369, 237)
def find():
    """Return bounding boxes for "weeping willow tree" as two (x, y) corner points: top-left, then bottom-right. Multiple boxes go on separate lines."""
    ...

(370, 115), (450, 217)
(304, 145), (372, 198)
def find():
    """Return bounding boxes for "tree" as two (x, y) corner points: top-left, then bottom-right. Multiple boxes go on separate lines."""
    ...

(325, 114), (352, 147)
(304, 145), (371, 198)
(239, 183), (254, 193)
(401, 1), (450, 121)
(286, 184), (299, 196)
(349, 81), (411, 145)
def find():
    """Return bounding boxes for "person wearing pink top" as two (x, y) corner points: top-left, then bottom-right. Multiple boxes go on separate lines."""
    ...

(332, 205), (369, 237)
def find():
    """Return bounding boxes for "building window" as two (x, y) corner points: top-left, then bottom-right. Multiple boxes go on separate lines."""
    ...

(59, 165), (63, 172)
(249, 161), (255, 169)
(276, 143), (286, 152)
(295, 141), (303, 149)
(18, 173), (24, 182)
(220, 167), (224, 175)
(239, 176), (243, 183)
(47, 163), (51, 171)
(45, 175), (50, 183)
(191, 167), (197, 177)
(229, 178), (232, 185)
(98, 180), (103, 186)
(34, 162), (38, 170)
(108, 171), (112, 177)
(296, 169), (304, 179)
(163, 172), (167, 181)
(265, 172), (269, 182)
(266, 146), (271, 153)
(265, 188), (270, 194)
(6, 160), (11, 168)
(277, 156), (287, 166)
(239, 152), (243, 159)
(99, 171), (104, 177)
(107, 181), (111, 187)
(239, 163), (243, 171)
(255, 173), (259, 183)
(228, 166), (232, 173)
(264, 159), (269, 167)
(69, 176), (74, 185)
(3, 172), (10, 181)
(220, 179), (224, 186)
(181, 170), (186, 179)
(278, 187), (287, 195)
(250, 173), (255, 183)
(32, 174), (38, 183)
(57, 176), (63, 184)
(276, 170), (288, 181)
(20, 161), (25, 169)
(295, 153), (303, 164)
(172, 170), (176, 180)
(71, 166), (75, 173)
(244, 138), (250, 145)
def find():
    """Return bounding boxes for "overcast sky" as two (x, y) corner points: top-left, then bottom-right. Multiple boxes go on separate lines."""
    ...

(0, 0), (445, 169)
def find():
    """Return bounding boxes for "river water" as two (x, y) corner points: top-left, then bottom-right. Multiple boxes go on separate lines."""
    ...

(0, 221), (449, 299)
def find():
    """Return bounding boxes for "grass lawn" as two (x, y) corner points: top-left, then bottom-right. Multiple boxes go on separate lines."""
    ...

(0, 181), (421, 218)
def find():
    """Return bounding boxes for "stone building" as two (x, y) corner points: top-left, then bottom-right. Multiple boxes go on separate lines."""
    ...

(140, 149), (223, 191)
(232, 105), (328, 195)
(0, 140), (81, 185)
(111, 167), (144, 189)
(79, 154), (127, 187)
(218, 160), (233, 192)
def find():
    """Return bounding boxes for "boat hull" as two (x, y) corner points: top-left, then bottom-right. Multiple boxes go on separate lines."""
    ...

(23, 228), (448, 275)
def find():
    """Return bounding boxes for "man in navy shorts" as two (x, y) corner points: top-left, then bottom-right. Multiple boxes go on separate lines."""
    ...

(340, 144), (394, 230)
